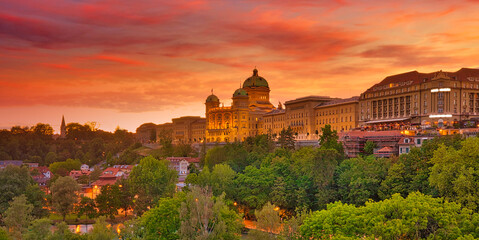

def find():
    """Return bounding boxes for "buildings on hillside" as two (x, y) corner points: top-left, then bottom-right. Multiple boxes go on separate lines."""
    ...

(359, 68), (479, 129)
(136, 67), (479, 151)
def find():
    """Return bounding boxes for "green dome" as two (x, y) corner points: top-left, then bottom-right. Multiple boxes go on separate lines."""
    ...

(206, 94), (219, 102)
(243, 69), (269, 88)
(233, 88), (248, 97)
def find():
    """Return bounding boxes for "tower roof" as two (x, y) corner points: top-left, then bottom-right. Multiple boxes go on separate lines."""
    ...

(243, 68), (269, 88)
(233, 88), (248, 97)
(206, 94), (219, 102)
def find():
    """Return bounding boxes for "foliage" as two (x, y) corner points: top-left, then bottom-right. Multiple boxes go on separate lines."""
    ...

(0, 165), (35, 215)
(25, 184), (48, 218)
(300, 192), (479, 239)
(179, 187), (243, 240)
(51, 176), (81, 221)
(48, 222), (86, 240)
(76, 197), (98, 219)
(0, 228), (9, 240)
(363, 140), (377, 156)
(336, 155), (390, 205)
(49, 159), (82, 176)
(278, 127), (295, 150)
(140, 193), (185, 240)
(129, 156), (178, 213)
(430, 137), (479, 211)
(86, 216), (116, 240)
(96, 184), (121, 219)
(23, 218), (52, 240)
(3, 195), (33, 240)
(248, 202), (281, 239)
(234, 165), (276, 211)
(318, 125), (344, 156)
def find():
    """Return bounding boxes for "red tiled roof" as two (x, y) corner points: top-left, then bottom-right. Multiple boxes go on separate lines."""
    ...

(398, 137), (415, 145)
(92, 179), (117, 187)
(376, 146), (394, 153)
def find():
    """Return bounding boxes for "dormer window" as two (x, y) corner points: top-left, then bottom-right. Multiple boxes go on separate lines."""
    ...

(404, 138), (410, 143)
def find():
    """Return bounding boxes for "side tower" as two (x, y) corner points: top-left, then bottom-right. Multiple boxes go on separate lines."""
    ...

(205, 91), (220, 130)
(60, 115), (66, 138)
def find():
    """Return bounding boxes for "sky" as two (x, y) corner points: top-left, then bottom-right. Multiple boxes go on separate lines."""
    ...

(1, 0), (479, 133)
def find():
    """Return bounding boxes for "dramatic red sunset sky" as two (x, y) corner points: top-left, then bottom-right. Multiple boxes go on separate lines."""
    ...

(1, 0), (479, 133)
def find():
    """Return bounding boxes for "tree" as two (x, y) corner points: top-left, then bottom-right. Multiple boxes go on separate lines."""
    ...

(336, 156), (390, 205)
(0, 165), (34, 215)
(23, 218), (52, 240)
(48, 221), (84, 240)
(49, 159), (82, 176)
(179, 187), (243, 240)
(278, 127), (295, 150)
(3, 195), (33, 240)
(363, 140), (377, 156)
(318, 125), (343, 155)
(300, 192), (479, 239)
(31, 123), (54, 136)
(76, 197), (98, 219)
(25, 184), (48, 219)
(95, 184), (121, 219)
(51, 176), (80, 221)
(140, 194), (185, 240)
(210, 164), (237, 196)
(0, 228), (9, 240)
(234, 166), (276, 211)
(429, 137), (479, 211)
(248, 202), (281, 239)
(86, 216), (115, 240)
(129, 156), (177, 209)
(117, 178), (135, 217)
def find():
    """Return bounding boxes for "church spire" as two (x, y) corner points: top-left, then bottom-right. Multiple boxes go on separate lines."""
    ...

(60, 115), (66, 138)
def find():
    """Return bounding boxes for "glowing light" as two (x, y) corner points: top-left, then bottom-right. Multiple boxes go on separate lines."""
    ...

(233, 202), (237, 206)
(430, 88), (451, 93)
(119, 185), (123, 188)
(76, 225), (81, 233)
(274, 207), (280, 211)
(429, 114), (453, 118)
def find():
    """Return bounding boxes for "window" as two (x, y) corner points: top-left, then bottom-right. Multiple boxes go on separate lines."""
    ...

(416, 139), (421, 145)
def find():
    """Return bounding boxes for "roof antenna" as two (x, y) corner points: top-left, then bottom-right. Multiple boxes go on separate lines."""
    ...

(211, 88), (213, 94)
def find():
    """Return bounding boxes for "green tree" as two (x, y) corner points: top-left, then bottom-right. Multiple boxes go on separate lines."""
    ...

(140, 193), (185, 240)
(248, 202), (281, 240)
(25, 184), (48, 219)
(44, 152), (58, 165)
(51, 176), (80, 221)
(48, 221), (85, 240)
(4, 195), (33, 240)
(23, 218), (52, 240)
(318, 125), (343, 155)
(429, 137), (479, 211)
(0, 227), (9, 240)
(363, 140), (377, 156)
(117, 178), (135, 217)
(179, 187), (243, 240)
(234, 166), (276, 211)
(0, 165), (34, 215)
(49, 159), (82, 176)
(86, 216), (115, 240)
(336, 156), (390, 205)
(129, 156), (178, 212)
(95, 184), (121, 219)
(278, 127), (295, 150)
(300, 192), (479, 239)
(76, 197), (98, 219)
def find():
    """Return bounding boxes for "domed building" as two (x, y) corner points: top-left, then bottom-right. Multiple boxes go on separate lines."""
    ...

(205, 69), (275, 142)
